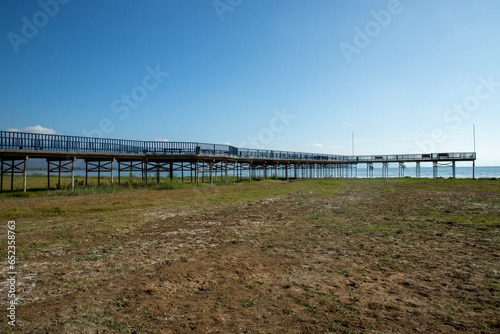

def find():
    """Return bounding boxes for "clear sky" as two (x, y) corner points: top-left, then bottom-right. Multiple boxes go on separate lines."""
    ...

(1, 0), (499, 165)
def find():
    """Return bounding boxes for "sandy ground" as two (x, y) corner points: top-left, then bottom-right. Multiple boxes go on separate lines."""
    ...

(0, 178), (499, 333)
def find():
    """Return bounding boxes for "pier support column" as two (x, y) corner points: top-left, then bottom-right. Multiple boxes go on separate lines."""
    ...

(57, 161), (62, 189)
(233, 162), (236, 183)
(214, 163), (218, 183)
(181, 162), (184, 183)
(1, 157), (29, 192)
(196, 160), (200, 185)
(433, 161), (438, 178)
(210, 161), (213, 184)
(452, 161), (456, 178)
(382, 162), (388, 178)
(141, 161), (144, 182)
(416, 162), (420, 178)
(225, 160), (228, 184)
(111, 158), (115, 185)
(157, 162), (161, 184)
(118, 160), (121, 185)
(202, 162), (205, 183)
(97, 161), (101, 186)
(85, 160), (114, 186)
(23, 156), (27, 192)
(11, 160), (14, 190)
(399, 162), (406, 178)
(71, 157), (75, 191)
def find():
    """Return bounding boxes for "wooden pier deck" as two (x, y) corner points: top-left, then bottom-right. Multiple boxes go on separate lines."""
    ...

(0, 131), (476, 192)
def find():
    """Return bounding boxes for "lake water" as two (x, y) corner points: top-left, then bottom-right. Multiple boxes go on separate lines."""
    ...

(354, 166), (498, 179)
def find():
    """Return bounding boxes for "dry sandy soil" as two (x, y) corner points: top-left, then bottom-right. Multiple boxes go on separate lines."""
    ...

(0, 178), (499, 333)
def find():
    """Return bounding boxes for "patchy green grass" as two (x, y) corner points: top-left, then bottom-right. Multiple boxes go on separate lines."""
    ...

(0, 178), (499, 333)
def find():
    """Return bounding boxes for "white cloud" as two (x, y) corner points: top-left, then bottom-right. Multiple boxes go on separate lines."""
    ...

(154, 138), (169, 142)
(343, 122), (354, 127)
(6, 125), (61, 135)
(330, 145), (342, 149)
(313, 143), (323, 148)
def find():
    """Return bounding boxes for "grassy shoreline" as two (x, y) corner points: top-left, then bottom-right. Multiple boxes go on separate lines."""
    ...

(1, 174), (498, 197)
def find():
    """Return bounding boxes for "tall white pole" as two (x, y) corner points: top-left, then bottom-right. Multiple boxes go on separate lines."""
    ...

(473, 124), (476, 153)
(473, 124), (476, 179)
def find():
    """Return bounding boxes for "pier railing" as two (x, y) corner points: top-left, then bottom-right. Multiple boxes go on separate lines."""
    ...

(343, 152), (476, 162)
(0, 131), (237, 156)
(0, 131), (475, 162)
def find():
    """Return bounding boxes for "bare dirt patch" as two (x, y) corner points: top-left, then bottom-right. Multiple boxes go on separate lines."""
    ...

(0, 178), (499, 333)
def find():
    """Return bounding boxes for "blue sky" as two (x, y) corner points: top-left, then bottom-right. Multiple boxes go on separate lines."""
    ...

(1, 0), (499, 165)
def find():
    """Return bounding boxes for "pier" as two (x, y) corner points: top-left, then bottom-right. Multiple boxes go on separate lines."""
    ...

(0, 131), (476, 192)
